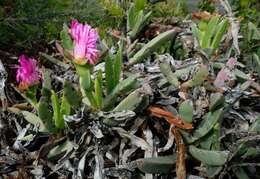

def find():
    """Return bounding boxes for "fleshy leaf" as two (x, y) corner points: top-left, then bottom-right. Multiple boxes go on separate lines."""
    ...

(179, 100), (193, 123)
(189, 145), (229, 166)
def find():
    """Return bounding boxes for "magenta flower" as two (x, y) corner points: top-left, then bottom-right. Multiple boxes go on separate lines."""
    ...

(214, 68), (229, 88)
(226, 57), (237, 69)
(69, 20), (99, 65)
(16, 55), (40, 89)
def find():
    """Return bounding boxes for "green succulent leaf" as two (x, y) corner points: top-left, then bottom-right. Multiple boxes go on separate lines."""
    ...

(211, 18), (229, 49)
(104, 75), (138, 110)
(209, 93), (225, 111)
(201, 16), (220, 49)
(193, 108), (224, 140)
(134, 0), (147, 12)
(179, 100), (193, 123)
(95, 70), (103, 109)
(182, 66), (209, 88)
(63, 80), (81, 109)
(60, 23), (73, 50)
(248, 22), (260, 41)
(51, 90), (64, 129)
(134, 154), (177, 174)
(128, 10), (152, 39)
(113, 42), (123, 86)
(105, 55), (115, 94)
(127, 3), (136, 30)
(75, 64), (92, 91)
(21, 111), (46, 132)
(233, 167), (250, 179)
(159, 61), (180, 88)
(38, 87), (54, 132)
(129, 29), (180, 65)
(60, 93), (71, 116)
(189, 145), (229, 166)
(40, 52), (70, 70)
(114, 87), (148, 112)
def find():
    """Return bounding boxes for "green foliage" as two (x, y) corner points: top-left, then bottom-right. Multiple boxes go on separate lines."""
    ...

(113, 42), (123, 86)
(230, 0), (260, 25)
(63, 80), (81, 109)
(159, 61), (180, 88)
(76, 64), (92, 91)
(51, 90), (64, 129)
(20, 75), (76, 132)
(180, 108), (224, 144)
(95, 70), (103, 109)
(105, 43), (124, 94)
(40, 52), (70, 69)
(128, 10), (152, 40)
(209, 93), (225, 111)
(179, 100), (193, 123)
(103, 74), (138, 110)
(105, 55), (115, 94)
(198, 0), (216, 13)
(101, 0), (124, 17)
(23, 85), (38, 108)
(129, 29), (180, 65)
(127, 0), (151, 39)
(0, 0), (109, 48)
(150, 0), (187, 17)
(104, 75), (140, 110)
(134, 155), (177, 174)
(21, 111), (46, 132)
(60, 94), (71, 116)
(189, 145), (229, 166)
(38, 70), (54, 132)
(114, 87), (148, 112)
(38, 87), (54, 132)
(182, 66), (209, 88)
(192, 16), (229, 52)
(60, 24), (73, 50)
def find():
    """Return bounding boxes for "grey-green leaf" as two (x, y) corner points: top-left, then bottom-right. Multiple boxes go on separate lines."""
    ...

(60, 24), (73, 50)
(21, 111), (46, 131)
(64, 80), (81, 108)
(60, 93), (71, 116)
(182, 66), (209, 88)
(179, 100), (193, 123)
(160, 62), (180, 88)
(129, 28), (180, 65)
(193, 108), (224, 140)
(95, 70), (103, 109)
(105, 55), (114, 94)
(113, 87), (148, 112)
(40, 52), (70, 70)
(103, 75), (138, 110)
(189, 145), (229, 166)
(134, 154), (177, 174)
(113, 42), (123, 86)
(51, 90), (64, 129)
(209, 93), (225, 111)
(128, 10), (152, 39)
(38, 88), (54, 132)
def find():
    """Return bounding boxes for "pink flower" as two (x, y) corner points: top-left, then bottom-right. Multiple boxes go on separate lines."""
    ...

(214, 68), (229, 88)
(16, 55), (40, 89)
(226, 57), (237, 69)
(70, 20), (99, 65)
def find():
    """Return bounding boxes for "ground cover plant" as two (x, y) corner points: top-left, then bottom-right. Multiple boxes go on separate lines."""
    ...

(0, 0), (260, 178)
